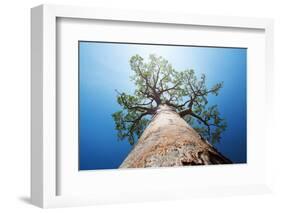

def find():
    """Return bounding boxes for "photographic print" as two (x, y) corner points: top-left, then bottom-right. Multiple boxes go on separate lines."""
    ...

(78, 41), (247, 170)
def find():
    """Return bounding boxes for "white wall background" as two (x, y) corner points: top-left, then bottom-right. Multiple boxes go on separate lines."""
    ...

(0, 0), (280, 212)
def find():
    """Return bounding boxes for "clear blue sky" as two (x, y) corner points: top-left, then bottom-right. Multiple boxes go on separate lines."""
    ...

(79, 41), (247, 170)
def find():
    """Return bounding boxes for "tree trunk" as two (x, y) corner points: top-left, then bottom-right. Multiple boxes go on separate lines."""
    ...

(120, 104), (231, 168)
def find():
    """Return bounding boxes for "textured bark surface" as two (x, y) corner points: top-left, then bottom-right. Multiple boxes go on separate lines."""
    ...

(120, 105), (231, 168)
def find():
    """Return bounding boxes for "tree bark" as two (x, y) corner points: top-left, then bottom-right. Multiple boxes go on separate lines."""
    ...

(120, 104), (231, 168)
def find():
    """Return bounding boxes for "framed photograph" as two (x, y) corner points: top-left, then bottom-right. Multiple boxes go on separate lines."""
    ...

(31, 4), (274, 208)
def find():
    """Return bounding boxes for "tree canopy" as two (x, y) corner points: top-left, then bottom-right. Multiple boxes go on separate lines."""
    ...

(112, 54), (227, 145)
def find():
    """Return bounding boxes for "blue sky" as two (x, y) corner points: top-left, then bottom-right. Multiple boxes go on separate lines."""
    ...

(79, 41), (247, 170)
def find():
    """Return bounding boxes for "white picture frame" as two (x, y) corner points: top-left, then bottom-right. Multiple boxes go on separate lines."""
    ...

(31, 4), (274, 208)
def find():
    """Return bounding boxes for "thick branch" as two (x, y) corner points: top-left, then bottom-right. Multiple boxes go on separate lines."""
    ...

(136, 66), (162, 105)
(179, 108), (192, 117)
(137, 99), (154, 106)
(166, 98), (190, 110)
(117, 91), (155, 114)
(128, 112), (149, 134)
(136, 66), (154, 91)
(159, 81), (181, 95)
(176, 99), (191, 108)
(153, 64), (161, 89)
(189, 111), (209, 127)
(158, 73), (169, 92)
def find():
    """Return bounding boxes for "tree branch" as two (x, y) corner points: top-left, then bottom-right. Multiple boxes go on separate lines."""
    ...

(159, 81), (181, 95)
(136, 65), (162, 105)
(158, 73), (169, 92)
(128, 112), (149, 134)
(154, 64), (161, 89)
(136, 66), (154, 91)
(189, 111), (211, 137)
(189, 111), (209, 126)
(179, 108), (192, 117)
(176, 99), (191, 108)
(116, 90), (155, 114)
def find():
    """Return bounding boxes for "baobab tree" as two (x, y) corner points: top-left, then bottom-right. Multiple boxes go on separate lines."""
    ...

(112, 54), (231, 168)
